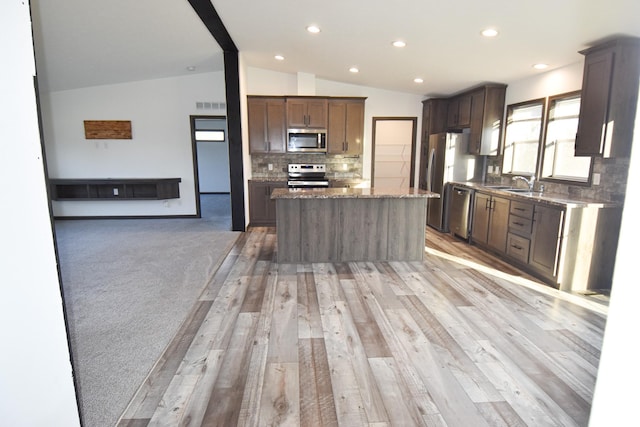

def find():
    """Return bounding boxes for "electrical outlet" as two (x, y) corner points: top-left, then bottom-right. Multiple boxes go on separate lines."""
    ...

(343, 163), (348, 170)
(268, 163), (273, 171)
(593, 173), (601, 185)
(113, 188), (119, 196)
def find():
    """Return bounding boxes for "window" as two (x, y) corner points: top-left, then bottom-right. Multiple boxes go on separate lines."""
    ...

(501, 99), (545, 176)
(540, 91), (591, 182)
(194, 118), (226, 142)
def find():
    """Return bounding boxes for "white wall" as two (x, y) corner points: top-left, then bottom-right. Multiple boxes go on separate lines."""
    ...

(245, 66), (425, 182)
(42, 71), (226, 216)
(505, 60), (584, 105)
(0, 1), (80, 425)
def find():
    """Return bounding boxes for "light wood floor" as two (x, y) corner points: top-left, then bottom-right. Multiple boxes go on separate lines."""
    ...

(118, 227), (606, 427)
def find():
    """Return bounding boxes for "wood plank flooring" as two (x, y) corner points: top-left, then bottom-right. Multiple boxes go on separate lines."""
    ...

(118, 227), (606, 427)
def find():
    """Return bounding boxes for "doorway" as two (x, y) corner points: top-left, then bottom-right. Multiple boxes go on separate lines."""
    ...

(190, 115), (232, 228)
(371, 117), (418, 188)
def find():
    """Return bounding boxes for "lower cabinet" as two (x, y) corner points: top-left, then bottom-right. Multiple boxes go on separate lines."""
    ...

(529, 205), (564, 278)
(249, 180), (287, 226)
(471, 192), (510, 254)
(468, 190), (621, 291)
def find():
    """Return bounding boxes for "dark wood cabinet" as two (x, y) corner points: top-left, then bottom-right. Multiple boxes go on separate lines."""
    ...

(50, 178), (181, 200)
(418, 99), (448, 189)
(327, 99), (365, 154)
(575, 37), (640, 158)
(249, 180), (287, 226)
(447, 94), (472, 129)
(248, 97), (286, 153)
(529, 204), (563, 278)
(286, 98), (328, 128)
(468, 85), (506, 155)
(471, 192), (510, 253)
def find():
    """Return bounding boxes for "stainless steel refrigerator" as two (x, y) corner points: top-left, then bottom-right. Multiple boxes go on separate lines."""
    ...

(425, 132), (483, 231)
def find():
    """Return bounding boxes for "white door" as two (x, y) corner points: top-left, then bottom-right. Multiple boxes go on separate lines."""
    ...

(372, 118), (417, 188)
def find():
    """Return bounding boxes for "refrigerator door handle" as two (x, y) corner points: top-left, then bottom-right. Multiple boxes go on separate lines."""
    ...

(426, 148), (436, 192)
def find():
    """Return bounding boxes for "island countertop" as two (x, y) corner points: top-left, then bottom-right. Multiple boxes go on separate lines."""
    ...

(271, 187), (440, 199)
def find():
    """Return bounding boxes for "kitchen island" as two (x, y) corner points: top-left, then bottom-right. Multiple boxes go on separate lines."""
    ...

(271, 187), (439, 263)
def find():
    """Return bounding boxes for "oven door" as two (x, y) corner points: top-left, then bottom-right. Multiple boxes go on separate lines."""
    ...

(287, 180), (329, 189)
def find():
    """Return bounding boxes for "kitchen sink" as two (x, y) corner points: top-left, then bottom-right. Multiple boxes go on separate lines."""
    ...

(484, 185), (514, 189)
(505, 188), (544, 196)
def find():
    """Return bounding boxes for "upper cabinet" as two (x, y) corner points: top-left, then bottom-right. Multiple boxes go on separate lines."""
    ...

(327, 98), (365, 154)
(247, 96), (286, 154)
(286, 98), (328, 129)
(447, 94), (472, 129)
(424, 84), (506, 156)
(468, 84), (506, 155)
(575, 37), (640, 158)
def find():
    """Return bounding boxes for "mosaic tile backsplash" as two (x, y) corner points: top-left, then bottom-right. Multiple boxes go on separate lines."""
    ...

(485, 156), (629, 203)
(251, 153), (363, 180)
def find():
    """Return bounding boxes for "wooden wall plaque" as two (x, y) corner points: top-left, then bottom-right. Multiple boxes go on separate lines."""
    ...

(84, 120), (132, 139)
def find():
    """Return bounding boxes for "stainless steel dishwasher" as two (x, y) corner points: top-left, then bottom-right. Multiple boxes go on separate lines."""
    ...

(449, 186), (473, 240)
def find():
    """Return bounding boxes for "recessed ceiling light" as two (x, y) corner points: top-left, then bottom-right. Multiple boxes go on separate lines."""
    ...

(414, 78), (424, 83)
(533, 63), (549, 70)
(274, 55), (284, 61)
(349, 67), (359, 73)
(186, 66), (196, 71)
(481, 28), (499, 37)
(392, 40), (406, 48)
(306, 25), (321, 34)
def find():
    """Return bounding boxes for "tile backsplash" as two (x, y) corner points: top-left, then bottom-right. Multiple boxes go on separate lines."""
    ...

(251, 153), (363, 180)
(485, 156), (629, 203)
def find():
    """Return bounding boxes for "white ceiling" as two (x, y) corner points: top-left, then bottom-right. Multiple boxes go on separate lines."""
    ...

(31, 0), (640, 96)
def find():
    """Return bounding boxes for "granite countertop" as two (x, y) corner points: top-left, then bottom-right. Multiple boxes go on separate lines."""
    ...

(451, 181), (621, 209)
(271, 187), (440, 199)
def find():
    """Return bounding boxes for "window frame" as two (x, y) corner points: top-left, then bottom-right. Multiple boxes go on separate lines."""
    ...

(539, 90), (593, 186)
(501, 98), (546, 178)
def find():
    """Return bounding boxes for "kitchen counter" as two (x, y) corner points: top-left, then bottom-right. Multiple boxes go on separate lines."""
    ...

(451, 181), (621, 208)
(273, 187), (437, 263)
(271, 187), (438, 199)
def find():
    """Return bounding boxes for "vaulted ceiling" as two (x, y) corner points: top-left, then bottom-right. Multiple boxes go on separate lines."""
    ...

(31, 0), (640, 96)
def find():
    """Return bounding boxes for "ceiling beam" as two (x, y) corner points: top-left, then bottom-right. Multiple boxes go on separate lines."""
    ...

(187, 0), (238, 52)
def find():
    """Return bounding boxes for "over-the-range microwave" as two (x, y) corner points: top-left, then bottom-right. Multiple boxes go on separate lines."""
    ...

(287, 128), (327, 153)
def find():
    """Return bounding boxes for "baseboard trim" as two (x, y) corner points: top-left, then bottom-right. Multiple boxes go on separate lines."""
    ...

(53, 214), (200, 220)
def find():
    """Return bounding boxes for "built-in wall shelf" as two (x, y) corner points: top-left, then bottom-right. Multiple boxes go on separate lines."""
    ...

(49, 178), (181, 201)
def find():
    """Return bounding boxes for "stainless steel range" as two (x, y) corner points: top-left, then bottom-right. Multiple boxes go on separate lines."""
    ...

(287, 163), (329, 188)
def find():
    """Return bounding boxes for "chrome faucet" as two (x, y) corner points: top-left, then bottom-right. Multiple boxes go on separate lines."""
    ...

(512, 175), (536, 191)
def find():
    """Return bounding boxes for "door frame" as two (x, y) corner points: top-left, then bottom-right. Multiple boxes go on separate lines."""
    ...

(370, 117), (418, 188)
(189, 115), (229, 219)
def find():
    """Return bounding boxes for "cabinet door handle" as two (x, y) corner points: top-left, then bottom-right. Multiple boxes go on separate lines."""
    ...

(511, 244), (523, 250)
(345, 141), (349, 151)
(485, 198), (490, 210)
(513, 221), (524, 226)
(514, 207), (525, 212)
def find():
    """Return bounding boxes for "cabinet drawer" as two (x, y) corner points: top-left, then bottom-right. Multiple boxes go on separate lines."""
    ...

(507, 233), (530, 264)
(510, 201), (534, 219)
(508, 215), (532, 235)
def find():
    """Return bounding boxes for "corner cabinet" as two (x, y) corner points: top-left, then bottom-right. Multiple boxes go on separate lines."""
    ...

(286, 98), (328, 129)
(575, 37), (640, 158)
(327, 98), (365, 154)
(247, 97), (286, 154)
(249, 180), (288, 226)
(421, 85), (506, 157)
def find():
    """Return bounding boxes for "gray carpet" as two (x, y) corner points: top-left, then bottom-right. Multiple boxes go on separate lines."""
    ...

(55, 194), (239, 427)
